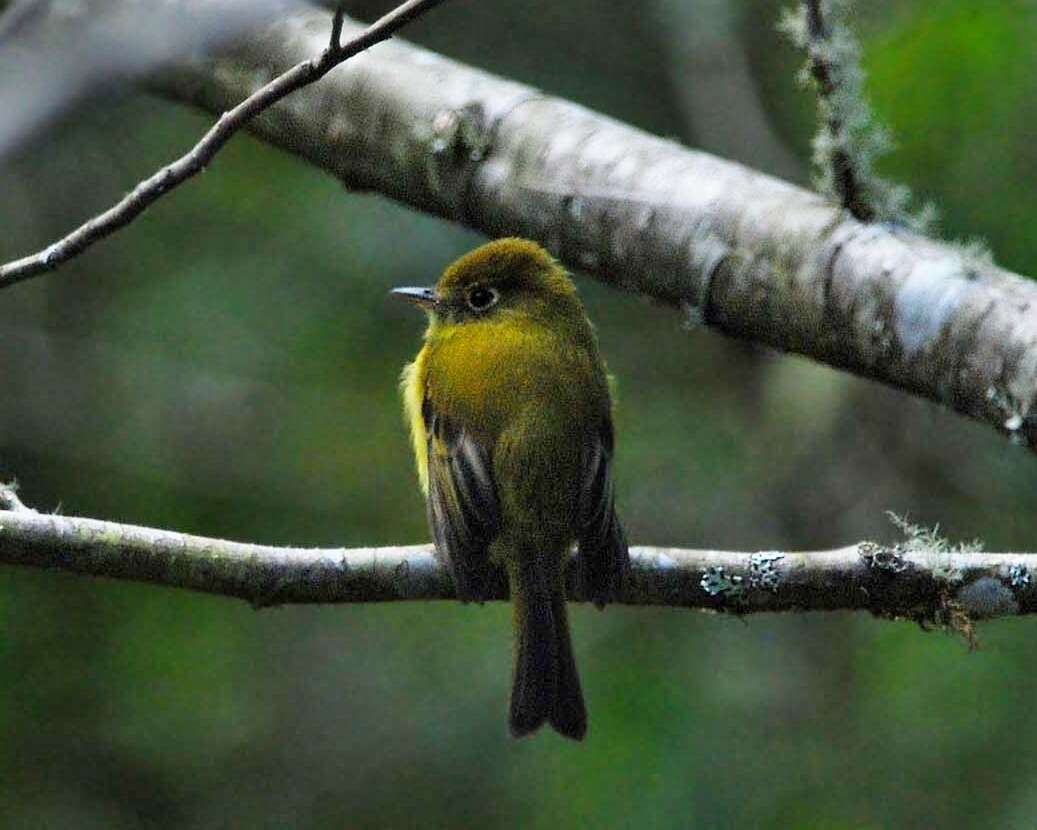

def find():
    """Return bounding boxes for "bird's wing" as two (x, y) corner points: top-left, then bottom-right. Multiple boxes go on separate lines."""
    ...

(423, 397), (502, 601)
(576, 411), (629, 605)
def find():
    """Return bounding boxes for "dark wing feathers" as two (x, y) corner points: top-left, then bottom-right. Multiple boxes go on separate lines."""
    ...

(424, 391), (627, 605)
(424, 399), (501, 601)
(576, 414), (629, 606)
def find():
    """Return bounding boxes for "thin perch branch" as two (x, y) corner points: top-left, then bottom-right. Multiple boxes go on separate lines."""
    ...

(0, 0), (447, 289)
(0, 507), (1034, 623)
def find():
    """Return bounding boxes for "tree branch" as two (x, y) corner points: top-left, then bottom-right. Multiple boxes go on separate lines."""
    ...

(139, 7), (1037, 455)
(0, 0), (447, 289)
(0, 506), (1034, 628)
(5, 6), (1037, 455)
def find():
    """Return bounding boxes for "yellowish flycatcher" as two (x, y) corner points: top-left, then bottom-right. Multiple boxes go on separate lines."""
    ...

(394, 238), (628, 740)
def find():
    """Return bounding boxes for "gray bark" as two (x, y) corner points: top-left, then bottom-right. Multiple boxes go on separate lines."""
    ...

(151, 8), (1037, 453)
(1, 503), (1034, 624)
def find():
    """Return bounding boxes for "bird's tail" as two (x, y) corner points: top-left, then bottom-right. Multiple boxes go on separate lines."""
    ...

(508, 560), (587, 741)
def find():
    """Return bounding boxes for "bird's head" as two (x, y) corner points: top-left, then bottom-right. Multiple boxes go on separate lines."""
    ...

(391, 238), (580, 325)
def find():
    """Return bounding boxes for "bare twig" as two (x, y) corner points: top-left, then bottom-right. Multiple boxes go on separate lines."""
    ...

(329, 4), (346, 52)
(0, 0), (447, 289)
(0, 506), (1033, 627)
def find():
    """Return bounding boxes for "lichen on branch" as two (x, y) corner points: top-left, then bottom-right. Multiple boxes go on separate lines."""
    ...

(0, 503), (1034, 629)
(779, 0), (933, 229)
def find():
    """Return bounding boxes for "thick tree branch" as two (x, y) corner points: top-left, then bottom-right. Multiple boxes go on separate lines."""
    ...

(0, 506), (1034, 627)
(140, 8), (1037, 454)
(0, 0), (447, 288)
(4, 6), (1036, 455)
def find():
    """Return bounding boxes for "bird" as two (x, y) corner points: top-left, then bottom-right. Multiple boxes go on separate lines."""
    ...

(393, 237), (628, 740)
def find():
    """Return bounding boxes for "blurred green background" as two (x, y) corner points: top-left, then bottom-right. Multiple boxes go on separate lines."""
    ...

(2, 0), (1037, 826)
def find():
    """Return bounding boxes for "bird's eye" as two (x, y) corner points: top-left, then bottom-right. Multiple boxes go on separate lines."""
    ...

(466, 286), (499, 312)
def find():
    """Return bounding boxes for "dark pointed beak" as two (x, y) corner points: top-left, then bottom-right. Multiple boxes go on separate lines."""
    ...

(390, 286), (438, 309)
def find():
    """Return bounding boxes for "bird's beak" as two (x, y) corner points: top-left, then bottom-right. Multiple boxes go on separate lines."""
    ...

(390, 286), (438, 309)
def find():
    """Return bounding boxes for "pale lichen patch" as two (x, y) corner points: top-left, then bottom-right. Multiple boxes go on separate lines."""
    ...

(700, 566), (743, 598)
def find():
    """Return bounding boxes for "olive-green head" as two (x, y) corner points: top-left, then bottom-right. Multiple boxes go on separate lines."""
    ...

(391, 238), (580, 325)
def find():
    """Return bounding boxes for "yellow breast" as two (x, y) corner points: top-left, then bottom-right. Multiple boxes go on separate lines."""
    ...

(401, 312), (600, 495)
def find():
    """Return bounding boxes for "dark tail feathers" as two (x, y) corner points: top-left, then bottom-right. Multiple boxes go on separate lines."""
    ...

(509, 580), (586, 741)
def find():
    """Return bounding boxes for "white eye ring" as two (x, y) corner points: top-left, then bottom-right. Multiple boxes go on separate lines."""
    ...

(466, 286), (500, 312)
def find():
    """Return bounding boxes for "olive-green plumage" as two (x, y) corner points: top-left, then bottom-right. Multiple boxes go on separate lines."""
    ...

(395, 238), (628, 740)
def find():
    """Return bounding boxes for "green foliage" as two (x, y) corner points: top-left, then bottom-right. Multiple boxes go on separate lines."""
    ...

(864, 0), (1037, 269)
